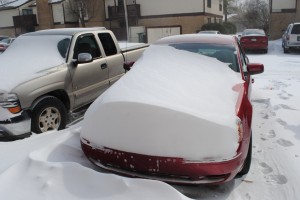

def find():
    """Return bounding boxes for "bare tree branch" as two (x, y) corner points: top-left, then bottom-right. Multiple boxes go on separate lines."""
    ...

(66, 0), (97, 27)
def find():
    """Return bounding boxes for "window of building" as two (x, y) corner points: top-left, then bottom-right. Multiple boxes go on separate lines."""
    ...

(22, 9), (33, 15)
(207, 17), (211, 24)
(207, 0), (211, 8)
(118, 0), (124, 6)
(219, 3), (223, 11)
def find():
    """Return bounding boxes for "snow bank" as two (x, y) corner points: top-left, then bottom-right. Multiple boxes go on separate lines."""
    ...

(0, 127), (190, 200)
(82, 45), (244, 161)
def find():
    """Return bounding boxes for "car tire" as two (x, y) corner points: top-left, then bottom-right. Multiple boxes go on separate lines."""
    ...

(236, 134), (252, 177)
(283, 45), (290, 54)
(31, 96), (67, 133)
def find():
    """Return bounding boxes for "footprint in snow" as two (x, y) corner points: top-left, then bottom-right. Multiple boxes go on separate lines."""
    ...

(273, 104), (297, 111)
(245, 193), (251, 200)
(259, 162), (273, 174)
(268, 130), (276, 138)
(276, 118), (288, 126)
(276, 138), (294, 147)
(265, 174), (288, 185)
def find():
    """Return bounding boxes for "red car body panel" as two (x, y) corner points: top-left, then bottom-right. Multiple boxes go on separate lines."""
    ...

(81, 34), (263, 184)
(240, 35), (268, 51)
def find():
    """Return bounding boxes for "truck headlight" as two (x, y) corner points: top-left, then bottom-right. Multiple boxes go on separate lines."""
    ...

(0, 93), (21, 114)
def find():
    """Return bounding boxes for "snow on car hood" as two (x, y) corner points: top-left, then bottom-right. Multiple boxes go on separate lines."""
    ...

(81, 45), (245, 161)
(0, 35), (70, 92)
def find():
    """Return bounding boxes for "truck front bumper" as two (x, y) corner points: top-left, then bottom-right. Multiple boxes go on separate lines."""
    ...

(0, 110), (31, 139)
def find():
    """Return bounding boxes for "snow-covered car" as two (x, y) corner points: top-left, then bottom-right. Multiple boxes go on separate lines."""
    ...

(240, 29), (268, 53)
(80, 34), (264, 184)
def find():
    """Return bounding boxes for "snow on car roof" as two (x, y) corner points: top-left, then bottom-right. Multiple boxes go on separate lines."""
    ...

(156, 34), (236, 46)
(82, 45), (245, 160)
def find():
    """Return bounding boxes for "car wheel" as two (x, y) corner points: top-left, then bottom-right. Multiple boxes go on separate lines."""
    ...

(236, 134), (252, 177)
(283, 44), (290, 53)
(31, 96), (67, 133)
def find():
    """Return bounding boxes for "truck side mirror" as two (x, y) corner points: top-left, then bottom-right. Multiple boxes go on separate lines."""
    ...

(78, 53), (93, 63)
(73, 53), (93, 66)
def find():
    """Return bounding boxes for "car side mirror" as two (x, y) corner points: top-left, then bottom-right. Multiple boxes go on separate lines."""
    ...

(247, 63), (264, 75)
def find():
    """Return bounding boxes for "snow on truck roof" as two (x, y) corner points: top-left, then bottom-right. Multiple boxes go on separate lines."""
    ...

(23, 27), (107, 36)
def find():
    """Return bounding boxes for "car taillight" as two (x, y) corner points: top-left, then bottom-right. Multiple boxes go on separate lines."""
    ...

(236, 118), (243, 143)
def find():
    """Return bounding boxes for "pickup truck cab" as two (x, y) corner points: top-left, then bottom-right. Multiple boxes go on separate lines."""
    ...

(0, 27), (148, 139)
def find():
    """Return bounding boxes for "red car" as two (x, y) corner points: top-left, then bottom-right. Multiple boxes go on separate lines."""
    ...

(240, 29), (268, 53)
(81, 34), (264, 184)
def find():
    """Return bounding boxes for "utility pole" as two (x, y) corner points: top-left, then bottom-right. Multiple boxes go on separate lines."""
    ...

(123, 0), (129, 41)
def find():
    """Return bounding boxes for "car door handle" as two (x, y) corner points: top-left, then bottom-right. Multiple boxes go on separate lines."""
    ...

(101, 63), (107, 69)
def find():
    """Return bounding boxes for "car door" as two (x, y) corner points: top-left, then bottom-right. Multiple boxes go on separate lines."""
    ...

(71, 33), (109, 108)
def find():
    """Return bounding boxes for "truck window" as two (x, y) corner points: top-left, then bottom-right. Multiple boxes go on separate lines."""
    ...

(73, 34), (101, 59)
(57, 38), (70, 58)
(98, 33), (117, 56)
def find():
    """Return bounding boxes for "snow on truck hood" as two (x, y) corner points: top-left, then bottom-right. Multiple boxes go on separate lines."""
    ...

(0, 35), (70, 92)
(81, 45), (245, 161)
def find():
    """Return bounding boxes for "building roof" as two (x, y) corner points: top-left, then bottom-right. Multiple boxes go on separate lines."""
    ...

(0, 0), (32, 9)
(0, 0), (63, 9)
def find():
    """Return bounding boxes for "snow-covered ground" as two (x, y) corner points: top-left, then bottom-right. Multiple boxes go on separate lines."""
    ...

(0, 40), (300, 200)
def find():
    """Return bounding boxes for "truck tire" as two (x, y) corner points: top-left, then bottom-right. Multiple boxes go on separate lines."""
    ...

(31, 96), (67, 133)
(236, 134), (252, 177)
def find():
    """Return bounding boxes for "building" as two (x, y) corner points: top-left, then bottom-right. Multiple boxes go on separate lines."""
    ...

(269, 0), (300, 39)
(105, 0), (224, 43)
(0, 0), (224, 42)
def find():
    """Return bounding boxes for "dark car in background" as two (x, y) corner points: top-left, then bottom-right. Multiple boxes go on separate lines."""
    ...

(240, 29), (268, 53)
(282, 23), (300, 53)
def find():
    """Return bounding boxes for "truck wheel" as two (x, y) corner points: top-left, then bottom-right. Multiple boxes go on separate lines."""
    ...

(31, 96), (67, 133)
(236, 134), (252, 177)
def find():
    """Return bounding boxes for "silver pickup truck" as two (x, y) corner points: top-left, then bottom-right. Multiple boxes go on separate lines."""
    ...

(0, 27), (148, 139)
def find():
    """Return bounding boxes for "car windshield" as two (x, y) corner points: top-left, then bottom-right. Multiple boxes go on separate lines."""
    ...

(0, 38), (10, 44)
(168, 43), (239, 72)
(291, 24), (300, 34)
(243, 29), (265, 36)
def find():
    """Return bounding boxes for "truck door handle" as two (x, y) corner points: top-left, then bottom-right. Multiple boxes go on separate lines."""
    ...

(101, 63), (107, 69)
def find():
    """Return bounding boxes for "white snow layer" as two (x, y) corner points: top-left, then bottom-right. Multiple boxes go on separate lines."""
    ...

(0, 35), (68, 92)
(81, 45), (244, 160)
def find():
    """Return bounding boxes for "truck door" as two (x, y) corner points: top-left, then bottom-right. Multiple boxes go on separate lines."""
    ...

(98, 33), (125, 85)
(71, 33), (109, 108)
